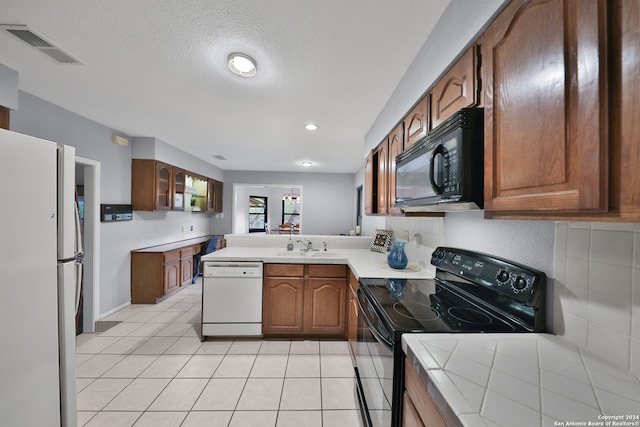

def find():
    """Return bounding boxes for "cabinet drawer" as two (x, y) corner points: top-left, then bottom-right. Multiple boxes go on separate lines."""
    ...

(306, 264), (346, 278)
(264, 264), (305, 277)
(180, 246), (195, 258)
(163, 250), (180, 263)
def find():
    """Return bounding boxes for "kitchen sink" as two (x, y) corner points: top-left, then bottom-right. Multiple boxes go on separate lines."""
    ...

(275, 251), (341, 258)
(306, 251), (341, 258)
(275, 251), (306, 257)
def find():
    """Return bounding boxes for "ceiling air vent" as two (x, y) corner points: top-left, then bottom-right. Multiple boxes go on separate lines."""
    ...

(0, 24), (83, 65)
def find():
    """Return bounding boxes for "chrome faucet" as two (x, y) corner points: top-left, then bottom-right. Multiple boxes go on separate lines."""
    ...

(297, 239), (313, 251)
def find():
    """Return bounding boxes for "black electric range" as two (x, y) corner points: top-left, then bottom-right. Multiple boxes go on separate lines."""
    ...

(354, 247), (547, 427)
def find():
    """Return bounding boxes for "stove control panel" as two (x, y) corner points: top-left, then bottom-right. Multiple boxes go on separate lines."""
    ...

(431, 247), (546, 305)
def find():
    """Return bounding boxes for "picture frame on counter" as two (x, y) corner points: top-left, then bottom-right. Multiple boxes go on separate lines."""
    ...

(370, 229), (392, 252)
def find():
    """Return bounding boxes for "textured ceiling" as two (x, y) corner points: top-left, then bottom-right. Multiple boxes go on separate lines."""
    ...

(0, 0), (450, 173)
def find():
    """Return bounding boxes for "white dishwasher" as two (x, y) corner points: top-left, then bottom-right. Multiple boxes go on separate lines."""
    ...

(201, 261), (263, 339)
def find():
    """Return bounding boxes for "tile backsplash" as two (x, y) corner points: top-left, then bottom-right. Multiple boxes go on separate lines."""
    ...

(554, 222), (640, 375)
(384, 216), (445, 270)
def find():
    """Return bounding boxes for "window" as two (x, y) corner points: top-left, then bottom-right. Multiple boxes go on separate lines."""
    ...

(249, 196), (267, 233)
(282, 197), (300, 228)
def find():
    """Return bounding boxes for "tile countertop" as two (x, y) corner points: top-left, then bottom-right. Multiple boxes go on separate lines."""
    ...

(402, 333), (640, 427)
(200, 247), (435, 279)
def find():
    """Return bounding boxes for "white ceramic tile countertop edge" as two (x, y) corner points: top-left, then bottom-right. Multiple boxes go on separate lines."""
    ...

(402, 333), (640, 427)
(201, 247), (435, 279)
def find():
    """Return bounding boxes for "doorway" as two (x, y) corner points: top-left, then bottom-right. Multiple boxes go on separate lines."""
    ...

(75, 157), (100, 333)
(232, 184), (303, 234)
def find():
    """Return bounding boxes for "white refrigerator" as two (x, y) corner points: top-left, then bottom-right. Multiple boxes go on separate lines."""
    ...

(0, 128), (80, 427)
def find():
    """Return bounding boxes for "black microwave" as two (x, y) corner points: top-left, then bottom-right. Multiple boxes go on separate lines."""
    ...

(395, 108), (484, 212)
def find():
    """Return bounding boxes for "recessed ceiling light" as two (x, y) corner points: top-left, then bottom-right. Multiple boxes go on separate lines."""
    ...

(227, 53), (257, 77)
(301, 161), (312, 167)
(304, 123), (319, 131)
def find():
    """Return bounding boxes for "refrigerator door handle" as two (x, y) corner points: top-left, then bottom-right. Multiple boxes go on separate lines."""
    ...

(74, 200), (84, 257)
(75, 259), (83, 315)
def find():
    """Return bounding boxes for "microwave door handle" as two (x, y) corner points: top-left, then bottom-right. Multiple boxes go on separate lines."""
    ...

(430, 144), (445, 194)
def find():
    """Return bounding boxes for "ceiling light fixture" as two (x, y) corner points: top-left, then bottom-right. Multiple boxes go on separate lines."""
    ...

(227, 53), (257, 77)
(304, 123), (319, 131)
(301, 161), (312, 167)
(282, 188), (301, 202)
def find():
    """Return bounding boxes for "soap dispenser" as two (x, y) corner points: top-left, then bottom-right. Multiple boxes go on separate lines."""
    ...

(287, 234), (294, 251)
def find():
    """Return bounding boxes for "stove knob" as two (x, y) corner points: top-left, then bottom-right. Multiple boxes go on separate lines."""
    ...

(513, 276), (527, 291)
(496, 270), (510, 283)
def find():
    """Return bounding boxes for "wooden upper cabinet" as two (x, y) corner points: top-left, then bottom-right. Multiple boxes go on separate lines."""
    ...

(388, 123), (404, 215)
(377, 139), (389, 215)
(132, 159), (173, 211)
(172, 168), (186, 211)
(154, 161), (173, 210)
(431, 46), (479, 129)
(612, 0), (640, 220)
(364, 151), (374, 215)
(132, 159), (222, 212)
(483, 0), (609, 216)
(0, 106), (9, 130)
(403, 96), (430, 149)
(206, 179), (223, 213)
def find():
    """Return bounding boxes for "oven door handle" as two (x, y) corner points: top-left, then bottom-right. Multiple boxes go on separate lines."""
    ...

(356, 288), (394, 349)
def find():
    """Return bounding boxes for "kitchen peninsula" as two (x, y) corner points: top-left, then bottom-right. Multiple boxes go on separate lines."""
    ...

(200, 234), (435, 280)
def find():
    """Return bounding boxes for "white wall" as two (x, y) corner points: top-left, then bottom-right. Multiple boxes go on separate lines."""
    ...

(10, 91), (225, 316)
(365, 0), (508, 153)
(232, 184), (301, 234)
(554, 222), (640, 375)
(219, 170), (356, 236)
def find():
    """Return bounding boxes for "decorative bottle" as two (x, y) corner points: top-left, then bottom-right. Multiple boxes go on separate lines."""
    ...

(387, 241), (408, 269)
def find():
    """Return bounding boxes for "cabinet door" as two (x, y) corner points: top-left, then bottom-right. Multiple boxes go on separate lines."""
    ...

(403, 96), (430, 149)
(615, 0), (640, 220)
(347, 283), (358, 358)
(483, 0), (608, 216)
(0, 106), (9, 130)
(431, 46), (478, 128)
(377, 139), (389, 215)
(404, 358), (448, 427)
(364, 151), (374, 215)
(263, 277), (305, 335)
(180, 246), (194, 287)
(173, 169), (186, 211)
(403, 394), (425, 427)
(155, 162), (173, 210)
(180, 256), (193, 287)
(303, 278), (346, 335)
(163, 260), (180, 294)
(206, 179), (224, 213)
(388, 123), (404, 215)
(206, 179), (223, 212)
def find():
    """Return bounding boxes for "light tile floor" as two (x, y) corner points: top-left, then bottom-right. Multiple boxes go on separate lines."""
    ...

(76, 278), (365, 427)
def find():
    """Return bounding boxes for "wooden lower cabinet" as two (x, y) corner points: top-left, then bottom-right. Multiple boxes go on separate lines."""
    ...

(131, 236), (210, 304)
(263, 276), (305, 334)
(403, 357), (448, 427)
(180, 247), (194, 287)
(163, 257), (180, 294)
(304, 277), (346, 335)
(346, 269), (359, 357)
(263, 264), (347, 337)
